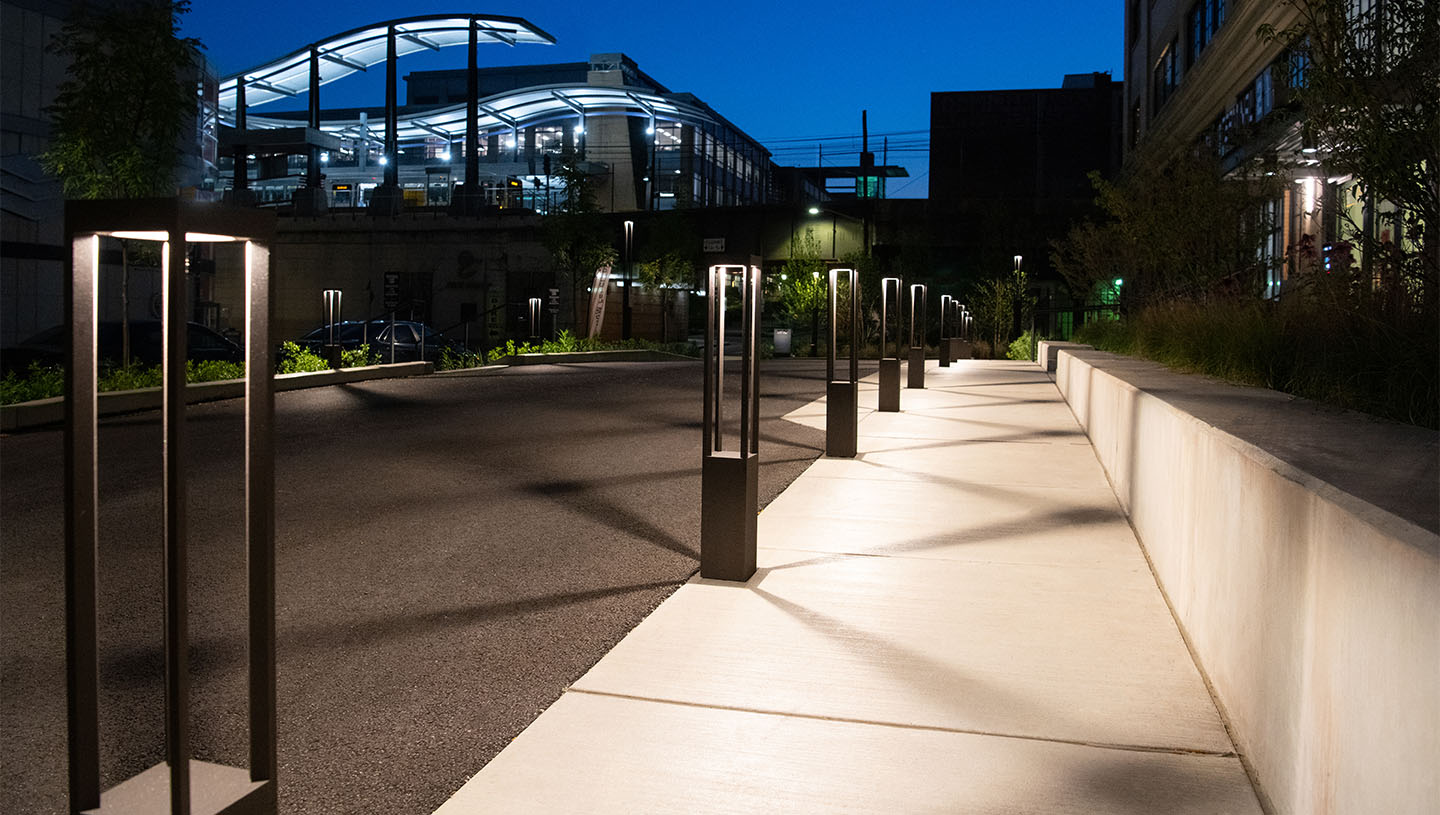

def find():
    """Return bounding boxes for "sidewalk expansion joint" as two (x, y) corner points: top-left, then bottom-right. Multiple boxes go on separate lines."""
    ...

(566, 688), (1239, 760)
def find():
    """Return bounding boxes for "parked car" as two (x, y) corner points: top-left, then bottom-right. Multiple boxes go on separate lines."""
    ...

(290, 319), (464, 363)
(2, 321), (242, 375)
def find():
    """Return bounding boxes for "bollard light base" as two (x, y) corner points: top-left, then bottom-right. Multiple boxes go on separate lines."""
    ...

(879, 358), (902, 412)
(907, 347), (926, 389)
(825, 380), (858, 458)
(701, 451), (758, 582)
(939, 344), (951, 367)
(953, 339), (974, 360)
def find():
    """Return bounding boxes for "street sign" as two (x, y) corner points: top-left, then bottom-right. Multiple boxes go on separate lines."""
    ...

(702, 238), (725, 253)
(383, 271), (400, 310)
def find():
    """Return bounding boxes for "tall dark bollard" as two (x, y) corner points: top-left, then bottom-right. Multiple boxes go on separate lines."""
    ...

(939, 294), (952, 368)
(907, 283), (927, 389)
(878, 277), (902, 412)
(701, 262), (760, 582)
(825, 267), (859, 457)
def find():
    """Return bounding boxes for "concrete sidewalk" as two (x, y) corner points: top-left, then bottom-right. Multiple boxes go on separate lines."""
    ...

(434, 360), (1263, 813)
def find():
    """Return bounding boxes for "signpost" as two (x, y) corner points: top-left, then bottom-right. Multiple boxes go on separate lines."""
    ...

(701, 261), (760, 582)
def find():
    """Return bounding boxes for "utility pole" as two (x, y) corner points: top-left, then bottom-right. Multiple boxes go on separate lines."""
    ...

(861, 111), (873, 258)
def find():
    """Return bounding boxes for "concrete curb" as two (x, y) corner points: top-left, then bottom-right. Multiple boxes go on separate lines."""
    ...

(1, 361), (433, 432)
(506, 350), (698, 365)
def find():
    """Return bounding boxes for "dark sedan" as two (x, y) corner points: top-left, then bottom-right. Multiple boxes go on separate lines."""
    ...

(293, 320), (464, 363)
(1, 321), (242, 375)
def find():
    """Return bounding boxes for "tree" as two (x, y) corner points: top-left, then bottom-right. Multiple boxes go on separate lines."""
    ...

(1050, 156), (1280, 308)
(1260, 0), (1438, 313)
(543, 147), (616, 337)
(636, 212), (699, 342)
(779, 228), (826, 355)
(41, 0), (202, 367)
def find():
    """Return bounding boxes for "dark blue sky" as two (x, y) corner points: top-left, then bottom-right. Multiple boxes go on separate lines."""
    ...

(184, 1), (1123, 198)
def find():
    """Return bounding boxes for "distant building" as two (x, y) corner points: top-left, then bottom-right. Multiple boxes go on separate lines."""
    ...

(219, 29), (774, 215)
(927, 73), (1123, 335)
(0, 0), (218, 345)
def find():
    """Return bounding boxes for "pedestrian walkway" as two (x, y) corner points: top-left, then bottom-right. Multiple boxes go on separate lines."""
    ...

(434, 360), (1263, 813)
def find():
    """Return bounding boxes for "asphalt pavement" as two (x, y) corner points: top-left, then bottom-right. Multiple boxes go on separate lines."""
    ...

(0, 358), (856, 814)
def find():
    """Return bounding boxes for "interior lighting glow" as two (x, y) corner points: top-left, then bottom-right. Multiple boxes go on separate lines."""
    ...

(808, 206), (820, 215)
(108, 231), (239, 242)
(439, 151), (452, 161)
(378, 155), (389, 165)
(320, 152), (330, 163)
(573, 124), (585, 136)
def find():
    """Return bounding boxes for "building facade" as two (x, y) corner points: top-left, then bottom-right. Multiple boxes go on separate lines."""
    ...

(928, 73), (1124, 336)
(217, 18), (774, 216)
(1124, 0), (1427, 300)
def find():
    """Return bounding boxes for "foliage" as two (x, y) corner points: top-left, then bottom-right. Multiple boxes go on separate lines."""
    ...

(1260, 0), (1438, 307)
(543, 329), (579, 353)
(1, 363), (65, 404)
(1050, 156), (1282, 307)
(542, 213), (616, 338)
(776, 229), (828, 355)
(100, 363), (163, 391)
(438, 348), (487, 371)
(3, 359), (248, 405)
(276, 341), (328, 374)
(971, 267), (1034, 359)
(636, 215), (699, 342)
(187, 359), (244, 382)
(1074, 295), (1437, 428)
(475, 333), (701, 365)
(340, 346), (378, 368)
(1007, 330), (1040, 362)
(542, 145), (616, 336)
(40, 0), (201, 199)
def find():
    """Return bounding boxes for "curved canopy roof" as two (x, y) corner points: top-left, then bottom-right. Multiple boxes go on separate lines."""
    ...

(218, 14), (555, 113)
(241, 84), (719, 145)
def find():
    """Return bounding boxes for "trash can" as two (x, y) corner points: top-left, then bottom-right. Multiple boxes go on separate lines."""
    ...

(773, 328), (792, 356)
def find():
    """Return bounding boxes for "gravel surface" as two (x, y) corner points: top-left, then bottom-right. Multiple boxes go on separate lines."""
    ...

(1, 358), (851, 814)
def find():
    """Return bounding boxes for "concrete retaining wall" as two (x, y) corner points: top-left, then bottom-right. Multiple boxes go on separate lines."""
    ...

(1051, 348), (1439, 815)
(1, 362), (432, 432)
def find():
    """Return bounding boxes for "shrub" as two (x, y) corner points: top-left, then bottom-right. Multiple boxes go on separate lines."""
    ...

(438, 348), (486, 371)
(187, 359), (245, 382)
(99, 363), (163, 391)
(276, 341), (328, 374)
(0, 363), (64, 404)
(340, 346), (378, 368)
(1007, 331), (1040, 362)
(1074, 296), (1438, 429)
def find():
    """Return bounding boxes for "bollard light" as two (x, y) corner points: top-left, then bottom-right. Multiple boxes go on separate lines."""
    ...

(701, 262), (762, 581)
(825, 267), (860, 457)
(878, 277), (902, 412)
(907, 284), (927, 389)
